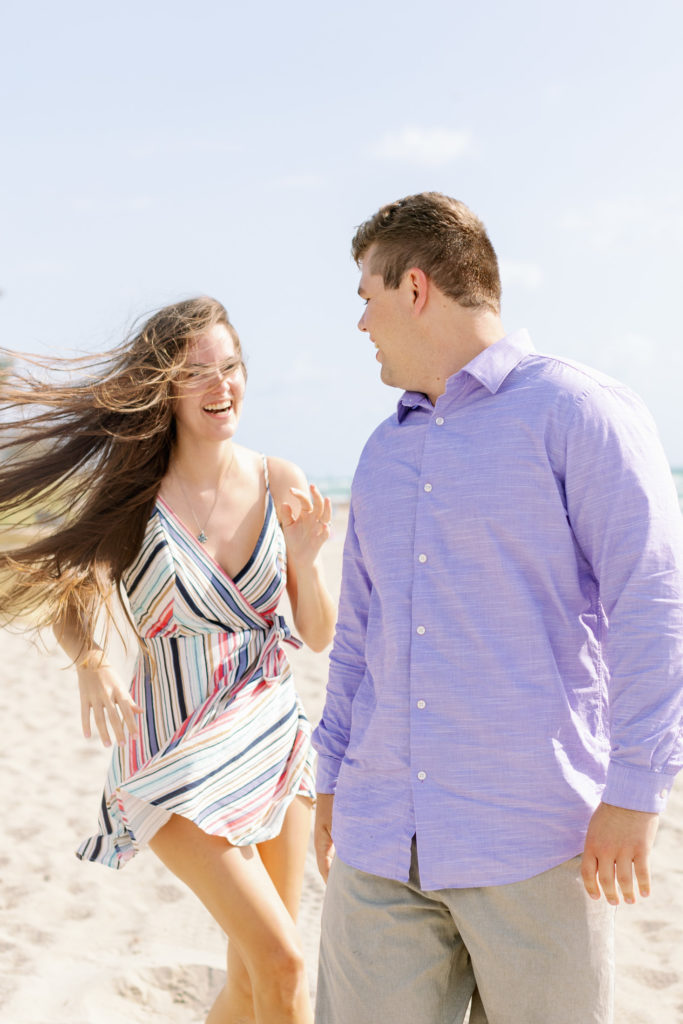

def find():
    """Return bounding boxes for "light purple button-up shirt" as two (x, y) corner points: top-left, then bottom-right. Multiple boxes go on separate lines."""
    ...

(313, 330), (683, 890)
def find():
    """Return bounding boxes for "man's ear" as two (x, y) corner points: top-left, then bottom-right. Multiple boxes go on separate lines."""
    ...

(405, 267), (429, 315)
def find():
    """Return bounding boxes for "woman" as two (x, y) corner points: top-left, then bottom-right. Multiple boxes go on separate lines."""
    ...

(0, 296), (336, 1023)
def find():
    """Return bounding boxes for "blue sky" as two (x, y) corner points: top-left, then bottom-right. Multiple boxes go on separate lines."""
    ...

(1, 0), (682, 476)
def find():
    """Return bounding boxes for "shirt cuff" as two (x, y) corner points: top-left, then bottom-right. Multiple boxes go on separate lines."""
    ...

(315, 754), (342, 795)
(601, 760), (676, 813)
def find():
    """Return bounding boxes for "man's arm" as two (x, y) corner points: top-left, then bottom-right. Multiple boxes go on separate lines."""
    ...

(312, 501), (372, 881)
(563, 384), (683, 902)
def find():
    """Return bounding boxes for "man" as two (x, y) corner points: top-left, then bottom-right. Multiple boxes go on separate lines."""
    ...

(312, 193), (683, 1023)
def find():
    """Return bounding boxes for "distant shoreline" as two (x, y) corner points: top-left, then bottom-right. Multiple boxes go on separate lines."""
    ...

(1, 467), (681, 535)
(316, 468), (683, 510)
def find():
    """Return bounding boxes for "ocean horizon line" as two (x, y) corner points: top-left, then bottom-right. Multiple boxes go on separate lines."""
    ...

(315, 467), (683, 509)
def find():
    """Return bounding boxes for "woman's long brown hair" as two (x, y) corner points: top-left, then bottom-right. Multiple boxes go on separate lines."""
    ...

(0, 296), (243, 652)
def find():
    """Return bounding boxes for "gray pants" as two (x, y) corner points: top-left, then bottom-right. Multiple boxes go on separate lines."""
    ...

(316, 841), (615, 1024)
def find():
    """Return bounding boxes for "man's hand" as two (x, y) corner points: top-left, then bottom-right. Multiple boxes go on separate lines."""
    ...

(315, 793), (336, 882)
(581, 801), (659, 905)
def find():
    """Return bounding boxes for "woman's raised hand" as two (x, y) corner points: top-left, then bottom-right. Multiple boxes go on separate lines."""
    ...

(277, 476), (336, 651)
(77, 662), (143, 748)
(280, 484), (332, 568)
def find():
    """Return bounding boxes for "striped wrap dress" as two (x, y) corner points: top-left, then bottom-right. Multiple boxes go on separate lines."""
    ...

(77, 458), (316, 868)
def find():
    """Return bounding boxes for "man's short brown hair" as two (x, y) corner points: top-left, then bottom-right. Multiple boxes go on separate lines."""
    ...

(351, 192), (501, 315)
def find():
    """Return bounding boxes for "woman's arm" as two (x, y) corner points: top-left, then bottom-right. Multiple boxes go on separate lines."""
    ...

(267, 457), (336, 652)
(54, 604), (142, 747)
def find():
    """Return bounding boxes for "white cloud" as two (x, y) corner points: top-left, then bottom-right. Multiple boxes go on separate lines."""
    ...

(371, 127), (472, 167)
(499, 260), (544, 291)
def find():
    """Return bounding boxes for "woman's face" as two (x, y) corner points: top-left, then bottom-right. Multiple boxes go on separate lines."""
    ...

(173, 323), (246, 446)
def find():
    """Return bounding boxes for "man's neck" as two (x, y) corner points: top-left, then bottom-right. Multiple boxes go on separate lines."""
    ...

(421, 308), (506, 404)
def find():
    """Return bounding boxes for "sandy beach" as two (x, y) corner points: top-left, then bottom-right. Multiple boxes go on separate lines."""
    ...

(1, 503), (682, 1023)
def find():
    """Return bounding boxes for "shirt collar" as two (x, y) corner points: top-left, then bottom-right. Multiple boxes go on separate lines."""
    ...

(397, 329), (535, 421)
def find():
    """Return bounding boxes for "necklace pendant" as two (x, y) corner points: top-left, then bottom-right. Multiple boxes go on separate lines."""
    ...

(197, 530), (208, 544)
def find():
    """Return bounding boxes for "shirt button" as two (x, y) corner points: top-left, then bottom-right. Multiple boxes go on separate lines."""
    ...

(417, 699), (426, 709)
(416, 625), (426, 635)
(659, 788), (669, 799)
(417, 770), (427, 781)
(424, 483), (432, 492)
(418, 553), (427, 563)
(435, 416), (444, 425)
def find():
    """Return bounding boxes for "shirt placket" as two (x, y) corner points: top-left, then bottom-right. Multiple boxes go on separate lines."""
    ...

(408, 397), (452, 818)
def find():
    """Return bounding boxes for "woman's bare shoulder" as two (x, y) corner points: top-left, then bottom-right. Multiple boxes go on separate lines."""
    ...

(264, 455), (307, 506)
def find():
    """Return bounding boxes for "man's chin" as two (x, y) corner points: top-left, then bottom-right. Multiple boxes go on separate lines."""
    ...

(380, 366), (409, 391)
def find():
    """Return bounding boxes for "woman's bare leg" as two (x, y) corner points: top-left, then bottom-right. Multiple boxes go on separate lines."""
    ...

(149, 809), (313, 1024)
(258, 795), (313, 919)
(214, 796), (314, 1022)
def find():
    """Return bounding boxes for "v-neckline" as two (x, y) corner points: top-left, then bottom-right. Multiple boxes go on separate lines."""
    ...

(155, 492), (273, 586)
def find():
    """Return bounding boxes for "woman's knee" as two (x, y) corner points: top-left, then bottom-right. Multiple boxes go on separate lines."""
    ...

(251, 941), (307, 1007)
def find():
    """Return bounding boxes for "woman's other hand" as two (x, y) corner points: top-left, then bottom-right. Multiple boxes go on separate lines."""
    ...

(77, 660), (143, 748)
(268, 458), (337, 650)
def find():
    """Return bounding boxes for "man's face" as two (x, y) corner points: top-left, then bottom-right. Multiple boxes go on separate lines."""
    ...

(357, 248), (421, 392)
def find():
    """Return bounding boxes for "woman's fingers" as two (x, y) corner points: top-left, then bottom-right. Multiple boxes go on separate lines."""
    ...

(280, 501), (295, 527)
(119, 693), (143, 736)
(289, 485), (332, 524)
(91, 697), (117, 748)
(79, 670), (142, 748)
(308, 484), (324, 519)
(80, 688), (93, 740)
(289, 486), (313, 514)
(283, 485), (332, 560)
(310, 484), (331, 523)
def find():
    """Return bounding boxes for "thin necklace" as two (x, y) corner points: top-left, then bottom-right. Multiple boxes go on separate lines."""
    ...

(174, 448), (235, 544)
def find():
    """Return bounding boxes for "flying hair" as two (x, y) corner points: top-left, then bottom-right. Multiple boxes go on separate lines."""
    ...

(0, 296), (244, 655)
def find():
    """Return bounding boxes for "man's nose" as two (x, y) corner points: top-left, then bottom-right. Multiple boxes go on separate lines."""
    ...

(357, 310), (368, 332)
